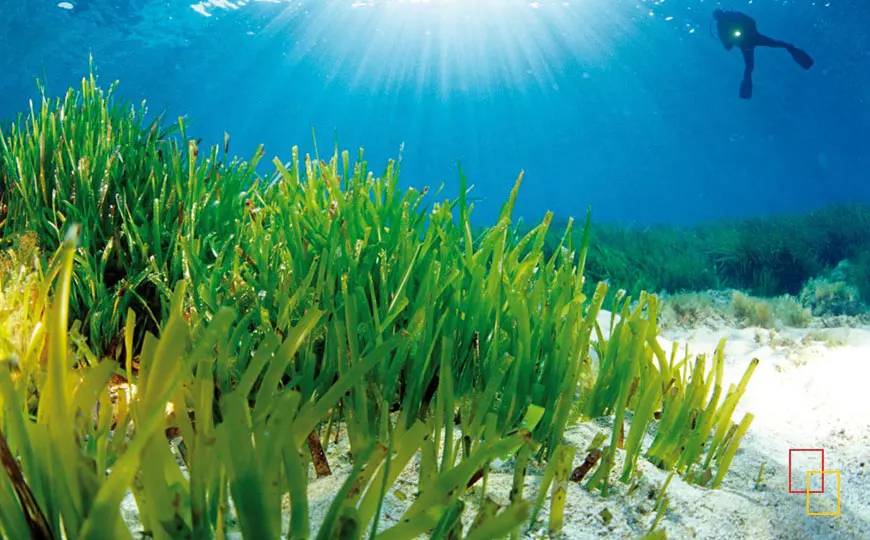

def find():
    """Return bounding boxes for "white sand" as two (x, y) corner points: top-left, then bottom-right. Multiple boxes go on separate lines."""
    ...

(121, 312), (870, 539)
(515, 313), (870, 539)
(633, 323), (870, 540)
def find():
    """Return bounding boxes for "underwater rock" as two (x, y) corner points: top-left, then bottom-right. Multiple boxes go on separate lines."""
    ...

(799, 262), (865, 316)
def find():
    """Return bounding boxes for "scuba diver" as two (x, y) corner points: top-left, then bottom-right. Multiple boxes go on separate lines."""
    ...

(712, 9), (814, 99)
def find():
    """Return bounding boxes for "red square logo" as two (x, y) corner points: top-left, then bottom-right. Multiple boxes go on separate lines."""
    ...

(789, 448), (825, 494)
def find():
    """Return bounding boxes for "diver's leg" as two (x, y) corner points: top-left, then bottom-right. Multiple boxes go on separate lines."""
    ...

(755, 33), (816, 70)
(753, 34), (814, 69)
(754, 33), (792, 49)
(740, 48), (754, 99)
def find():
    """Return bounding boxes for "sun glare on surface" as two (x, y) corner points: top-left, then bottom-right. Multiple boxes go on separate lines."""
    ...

(193, 0), (633, 98)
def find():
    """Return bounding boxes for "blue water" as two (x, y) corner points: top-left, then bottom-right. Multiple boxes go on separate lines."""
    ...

(2, 0), (867, 228)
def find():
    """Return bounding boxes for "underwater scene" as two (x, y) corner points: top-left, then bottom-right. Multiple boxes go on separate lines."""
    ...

(0, 1), (868, 539)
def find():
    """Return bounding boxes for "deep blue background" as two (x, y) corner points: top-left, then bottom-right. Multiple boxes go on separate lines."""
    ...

(2, 0), (867, 228)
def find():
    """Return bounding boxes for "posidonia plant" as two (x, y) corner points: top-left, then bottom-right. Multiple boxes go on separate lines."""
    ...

(0, 61), (260, 357)
(0, 69), (756, 539)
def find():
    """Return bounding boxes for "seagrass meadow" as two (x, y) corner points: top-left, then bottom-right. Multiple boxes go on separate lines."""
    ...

(0, 71), (759, 539)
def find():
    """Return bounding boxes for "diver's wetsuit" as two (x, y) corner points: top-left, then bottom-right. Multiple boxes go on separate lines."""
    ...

(713, 9), (814, 99)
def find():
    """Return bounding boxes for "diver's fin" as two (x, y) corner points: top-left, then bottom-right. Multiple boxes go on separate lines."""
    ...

(788, 47), (814, 69)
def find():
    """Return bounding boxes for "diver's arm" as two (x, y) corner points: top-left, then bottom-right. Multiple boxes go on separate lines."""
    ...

(716, 22), (734, 50)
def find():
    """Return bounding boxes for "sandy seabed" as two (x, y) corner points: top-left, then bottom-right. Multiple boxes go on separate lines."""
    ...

(122, 312), (870, 539)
